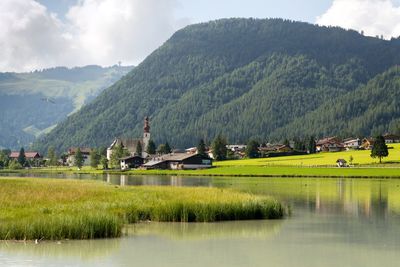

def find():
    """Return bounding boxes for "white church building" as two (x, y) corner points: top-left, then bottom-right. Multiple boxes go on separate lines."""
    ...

(107, 117), (151, 160)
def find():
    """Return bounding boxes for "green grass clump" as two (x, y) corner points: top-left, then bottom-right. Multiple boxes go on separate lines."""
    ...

(0, 178), (285, 240)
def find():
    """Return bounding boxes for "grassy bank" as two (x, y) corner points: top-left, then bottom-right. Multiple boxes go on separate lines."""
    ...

(0, 178), (285, 240)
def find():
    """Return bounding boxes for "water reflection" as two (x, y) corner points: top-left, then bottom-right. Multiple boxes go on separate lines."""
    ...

(1, 174), (400, 267)
(125, 220), (283, 240)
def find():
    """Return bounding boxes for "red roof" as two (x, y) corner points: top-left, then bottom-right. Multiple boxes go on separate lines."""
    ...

(10, 151), (41, 159)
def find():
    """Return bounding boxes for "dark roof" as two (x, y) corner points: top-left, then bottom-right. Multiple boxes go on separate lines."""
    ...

(316, 137), (342, 146)
(68, 147), (92, 154)
(383, 133), (400, 139)
(336, 159), (347, 163)
(120, 155), (143, 160)
(143, 153), (211, 167)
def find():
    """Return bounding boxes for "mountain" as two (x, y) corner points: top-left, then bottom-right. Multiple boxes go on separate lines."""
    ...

(34, 18), (400, 153)
(0, 65), (133, 149)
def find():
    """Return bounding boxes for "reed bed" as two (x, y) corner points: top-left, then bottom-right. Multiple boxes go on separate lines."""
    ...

(0, 178), (285, 240)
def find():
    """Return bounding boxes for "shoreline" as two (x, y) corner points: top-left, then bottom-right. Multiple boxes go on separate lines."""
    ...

(1, 165), (400, 179)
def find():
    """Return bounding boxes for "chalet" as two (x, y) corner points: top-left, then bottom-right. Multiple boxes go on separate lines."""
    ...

(343, 138), (361, 150)
(120, 155), (144, 170)
(316, 137), (345, 152)
(336, 159), (347, 168)
(361, 138), (375, 150)
(227, 145), (247, 152)
(143, 153), (213, 170)
(66, 147), (92, 166)
(107, 117), (151, 160)
(383, 133), (400, 143)
(9, 151), (42, 160)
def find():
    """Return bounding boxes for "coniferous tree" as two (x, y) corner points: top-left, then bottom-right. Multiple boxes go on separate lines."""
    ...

(74, 148), (84, 169)
(47, 146), (58, 166)
(246, 139), (260, 158)
(100, 155), (108, 170)
(211, 135), (227, 161)
(0, 150), (10, 169)
(18, 147), (26, 167)
(136, 142), (143, 156)
(90, 149), (100, 168)
(146, 140), (156, 155)
(371, 135), (389, 163)
(308, 136), (317, 154)
(197, 139), (207, 156)
(165, 142), (172, 154)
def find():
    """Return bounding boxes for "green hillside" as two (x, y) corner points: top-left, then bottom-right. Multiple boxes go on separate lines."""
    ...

(0, 65), (133, 149)
(34, 18), (400, 153)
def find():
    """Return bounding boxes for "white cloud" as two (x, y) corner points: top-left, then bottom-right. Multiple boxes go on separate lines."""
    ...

(317, 0), (400, 39)
(0, 0), (188, 72)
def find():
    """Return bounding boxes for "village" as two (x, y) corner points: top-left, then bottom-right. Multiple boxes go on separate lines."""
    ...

(2, 117), (399, 170)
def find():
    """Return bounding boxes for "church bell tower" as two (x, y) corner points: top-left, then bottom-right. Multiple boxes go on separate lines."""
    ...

(142, 116), (150, 157)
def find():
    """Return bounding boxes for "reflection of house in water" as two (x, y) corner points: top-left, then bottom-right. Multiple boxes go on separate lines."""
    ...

(310, 179), (389, 221)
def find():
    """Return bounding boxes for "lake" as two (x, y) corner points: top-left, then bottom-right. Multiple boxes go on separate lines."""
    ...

(1, 174), (400, 267)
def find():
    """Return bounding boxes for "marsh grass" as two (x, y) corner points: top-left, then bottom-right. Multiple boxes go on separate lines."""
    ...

(0, 178), (285, 240)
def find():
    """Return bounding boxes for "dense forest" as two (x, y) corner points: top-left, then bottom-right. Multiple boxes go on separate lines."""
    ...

(0, 65), (133, 149)
(34, 18), (400, 153)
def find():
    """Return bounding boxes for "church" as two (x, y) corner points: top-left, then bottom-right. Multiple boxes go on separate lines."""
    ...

(106, 117), (151, 160)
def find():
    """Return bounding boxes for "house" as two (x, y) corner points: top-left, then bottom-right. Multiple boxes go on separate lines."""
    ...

(107, 117), (151, 160)
(343, 138), (361, 150)
(316, 137), (345, 152)
(361, 138), (375, 150)
(9, 151), (42, 160)
(143, 153), (213, 170)
(383, 133), (400, 143)
(227, 145), (247, 152)
(120, 155), (144, 170)
(336, 159), (347, 168)
(66, 148), (92, 166)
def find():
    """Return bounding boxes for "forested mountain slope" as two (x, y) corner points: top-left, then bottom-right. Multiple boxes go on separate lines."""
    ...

(0, 65), (133, 149)
(34, 18), (400, 152)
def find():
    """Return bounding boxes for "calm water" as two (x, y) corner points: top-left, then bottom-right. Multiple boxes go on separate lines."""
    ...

(1, 174), (400, 267)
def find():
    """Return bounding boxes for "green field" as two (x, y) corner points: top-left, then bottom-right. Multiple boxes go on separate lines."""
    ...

(216, 144), (400, 167)
(0, 178), (284, 240)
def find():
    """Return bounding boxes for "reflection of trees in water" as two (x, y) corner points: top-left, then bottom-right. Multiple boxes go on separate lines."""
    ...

(124, 220), (283, 240)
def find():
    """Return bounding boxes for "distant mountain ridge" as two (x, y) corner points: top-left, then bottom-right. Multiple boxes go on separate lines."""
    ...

(0, 65), (133, 149)
(33, 18), (400, 153)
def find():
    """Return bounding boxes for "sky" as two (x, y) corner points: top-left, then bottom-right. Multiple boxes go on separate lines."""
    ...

(1, 0), (400, 72)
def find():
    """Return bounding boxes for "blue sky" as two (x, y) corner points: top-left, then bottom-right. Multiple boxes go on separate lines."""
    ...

(38, 0), (333, 24)
(1, 0), (400, 72)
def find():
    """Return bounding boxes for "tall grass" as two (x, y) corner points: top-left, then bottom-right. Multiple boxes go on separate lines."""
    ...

(0, 178), (285, 240)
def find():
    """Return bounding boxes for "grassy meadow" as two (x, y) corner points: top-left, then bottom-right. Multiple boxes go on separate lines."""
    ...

(0, 178), (285, 240)
(216, 144), (400, 167)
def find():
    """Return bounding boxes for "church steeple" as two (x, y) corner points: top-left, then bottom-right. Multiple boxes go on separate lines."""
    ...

(142, 116), (150, 157)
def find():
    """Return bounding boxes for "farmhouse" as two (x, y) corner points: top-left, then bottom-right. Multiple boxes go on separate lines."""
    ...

(143, 153), (213, 170)
(383, 133), (400, 143)
(107, 117), (151, 160)
(343, 138), (361, 150)
(120, 155), (144, 170)
(316, 137), (345, 152)
(66, 148), (91, 166)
